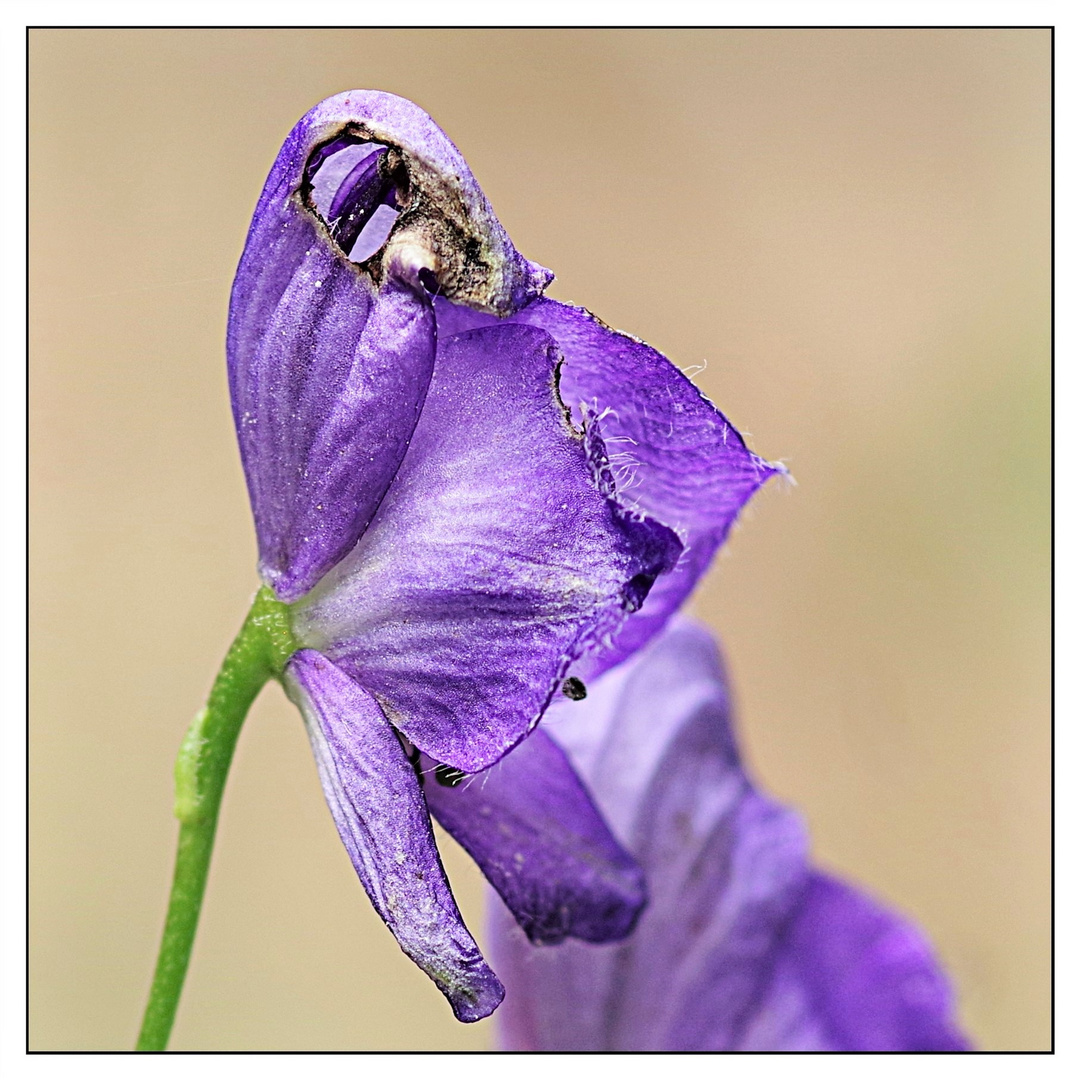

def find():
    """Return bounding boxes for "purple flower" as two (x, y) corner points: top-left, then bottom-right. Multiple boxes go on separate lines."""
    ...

(489, 619), (971, 1051)
(228, 91), (780, 1021)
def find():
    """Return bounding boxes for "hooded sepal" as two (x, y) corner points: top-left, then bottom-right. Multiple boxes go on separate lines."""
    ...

(228, 91), (553, 601)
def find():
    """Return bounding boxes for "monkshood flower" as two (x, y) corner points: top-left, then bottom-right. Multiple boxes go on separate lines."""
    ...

(489, 619), (970, 1051)
(212, 91), (783, 1026)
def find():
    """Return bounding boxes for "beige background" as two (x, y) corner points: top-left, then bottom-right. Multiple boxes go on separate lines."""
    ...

(30, 29), (1050, 1051)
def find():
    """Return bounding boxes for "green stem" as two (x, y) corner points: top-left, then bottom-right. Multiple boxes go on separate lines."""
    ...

(136, 586), (297, 1052)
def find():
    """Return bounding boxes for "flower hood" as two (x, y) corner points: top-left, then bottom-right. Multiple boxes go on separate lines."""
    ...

(227, 90), (781, 1022)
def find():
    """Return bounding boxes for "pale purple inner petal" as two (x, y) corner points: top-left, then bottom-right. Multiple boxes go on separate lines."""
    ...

(308, 140), (400, 261)
(348, 202), (400, 262)
(326, 146), (384, 220)
(310, 142), (381, 218)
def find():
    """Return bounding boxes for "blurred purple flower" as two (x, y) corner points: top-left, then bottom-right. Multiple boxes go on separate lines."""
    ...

(490, 619), (971, 1051)
(228, 91), (780, 1020)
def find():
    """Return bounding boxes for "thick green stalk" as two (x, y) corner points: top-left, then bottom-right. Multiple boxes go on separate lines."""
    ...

(136, 587), (296, 1051)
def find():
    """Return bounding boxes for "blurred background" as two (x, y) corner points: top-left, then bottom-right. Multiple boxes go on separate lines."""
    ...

(29, 29), (1050, 1050)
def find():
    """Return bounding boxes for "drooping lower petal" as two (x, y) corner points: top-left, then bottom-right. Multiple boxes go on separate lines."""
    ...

(292, 323), (682, 772)
(421, 729), (646, 946)
(488, 619), (969, 1051)
(283, 649), (504, 1022)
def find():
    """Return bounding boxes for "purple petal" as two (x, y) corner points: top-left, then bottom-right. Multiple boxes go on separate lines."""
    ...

(283, 649), (504, 1022)
(229, 92), (553, 600)
(421, 729), (646, 946)
(739, 873), (971, 1051)
(434, 296), (784, 674)
(489, 619), (969, 1050)
(228, 128), (434, 603)
(514, 299), (785, 673)
(229, 263), (436, 601)
(291, 323), (681, 772)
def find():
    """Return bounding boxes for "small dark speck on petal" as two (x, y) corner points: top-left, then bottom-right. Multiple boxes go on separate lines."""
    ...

(561, 677), (587, 701)
(435, 763), (467, 787)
